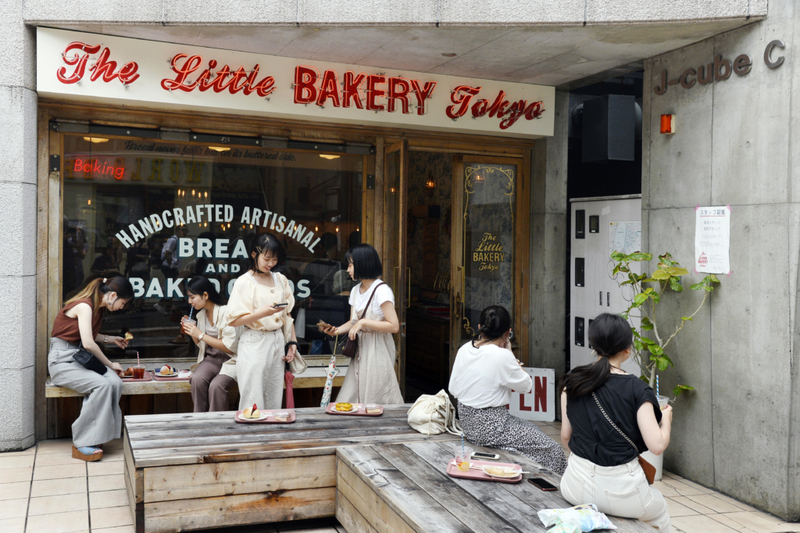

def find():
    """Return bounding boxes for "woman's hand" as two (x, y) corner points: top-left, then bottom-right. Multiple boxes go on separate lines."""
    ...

(258, 304), (283, 318)
(320, 324), (338, 336)
(184, 323), (201, 341)
(284, 344), (296, 362)
(660, 404), (673, 425)
(109, 336), (128, 350)
(348, 319), (365, 340)
(110, 362), (123, 374)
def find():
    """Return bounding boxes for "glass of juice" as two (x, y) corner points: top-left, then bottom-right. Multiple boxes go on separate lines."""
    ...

(132, 365), (145, 379)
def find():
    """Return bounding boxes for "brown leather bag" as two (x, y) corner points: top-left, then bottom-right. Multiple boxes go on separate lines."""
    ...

(341, 282), (384, 358)
(638, 455), (657, 485)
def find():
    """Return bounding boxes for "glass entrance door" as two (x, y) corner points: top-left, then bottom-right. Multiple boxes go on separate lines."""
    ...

(451, 157), (528, 365)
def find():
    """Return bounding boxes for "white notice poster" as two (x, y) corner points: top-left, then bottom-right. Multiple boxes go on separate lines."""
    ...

(695, 206), (731, 274)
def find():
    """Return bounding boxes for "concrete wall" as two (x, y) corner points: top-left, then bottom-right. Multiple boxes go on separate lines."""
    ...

(0, 0), (37, 451)
(642, 0), (800, 519)
(529, 91), (568, 382)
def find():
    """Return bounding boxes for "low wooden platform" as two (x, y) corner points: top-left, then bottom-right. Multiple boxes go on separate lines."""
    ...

(47, 366), (346, 397)
(123, 404), (457, 533)
(336, 441), (658, 533)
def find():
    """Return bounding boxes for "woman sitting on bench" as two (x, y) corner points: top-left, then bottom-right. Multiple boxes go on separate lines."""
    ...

(48, 275), (133, 462)
(182, 276), (242, 412)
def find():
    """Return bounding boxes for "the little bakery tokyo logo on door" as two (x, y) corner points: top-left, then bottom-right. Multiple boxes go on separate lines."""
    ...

(48, 33), (549, 135)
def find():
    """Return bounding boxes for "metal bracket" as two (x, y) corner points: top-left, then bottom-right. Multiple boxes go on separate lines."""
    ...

(49, 155), (60, 173)
(366, 174), (375, 190)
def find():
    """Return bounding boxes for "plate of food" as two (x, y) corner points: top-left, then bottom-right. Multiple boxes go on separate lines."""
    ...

(333, 402), (357, 413)
(238, 404), (268, 421)
(481, 465), (521, 479)
(154, 365), (177, 377)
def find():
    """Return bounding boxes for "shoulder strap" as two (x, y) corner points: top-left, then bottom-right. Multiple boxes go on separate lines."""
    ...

(359, 282), (385, 320)
(592, 392), (640, 453)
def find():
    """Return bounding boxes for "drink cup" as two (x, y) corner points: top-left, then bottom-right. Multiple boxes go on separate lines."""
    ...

(454, 443), (472, 471)
(181, 317), (196, 334)
(657, 395), (669, 410)
(132, 365), (145, 379)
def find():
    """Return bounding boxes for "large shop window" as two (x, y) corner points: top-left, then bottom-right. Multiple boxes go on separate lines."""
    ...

(62, 135), (362, 361)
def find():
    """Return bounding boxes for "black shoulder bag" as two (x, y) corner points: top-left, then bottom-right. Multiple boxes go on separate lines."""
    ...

(341, 282), (385, 358)
(592, 392), (656, 484)
(73, 344), (108, 375)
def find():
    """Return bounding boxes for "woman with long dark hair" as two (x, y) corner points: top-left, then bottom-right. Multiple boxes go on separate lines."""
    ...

(449, 305), (567, 474)
(183, 276), (242, 412)
(560, 313), (672, 531)
(227, 234), (297, 410)
(320, 243), (403, 404)
(48, 275), (134, 461)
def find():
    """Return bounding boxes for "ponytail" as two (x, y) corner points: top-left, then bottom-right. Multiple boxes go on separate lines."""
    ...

(560, 355), (612, 398)
(65, 275), (134, 314)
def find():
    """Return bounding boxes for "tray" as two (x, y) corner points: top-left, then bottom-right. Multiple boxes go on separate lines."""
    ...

(152, 370), (191, 381)
(325, 403), (384, 416)
(234, 409), (296, 424)
(121, 370), (153, 383)
(446, 459), (523, 483)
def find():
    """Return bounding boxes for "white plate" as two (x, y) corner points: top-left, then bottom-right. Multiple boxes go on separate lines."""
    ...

(481, 465), (521, 478)
(332, 404), (358, 413)
(155, 371), (177, 377)
(238, 411), (268, 421)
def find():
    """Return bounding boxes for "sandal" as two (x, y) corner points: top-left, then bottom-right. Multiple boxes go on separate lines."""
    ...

(72, 445), (103, 462)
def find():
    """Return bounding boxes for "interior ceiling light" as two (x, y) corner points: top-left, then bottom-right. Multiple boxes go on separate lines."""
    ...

(319, 154), (340, 160)
(83, 137), (109, 143)
(208, 146), (231, 152)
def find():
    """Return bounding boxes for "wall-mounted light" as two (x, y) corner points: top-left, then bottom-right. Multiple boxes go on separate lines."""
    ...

(474, 174), (484, 183)
(208, 146), (231, 152)
(660, 114), (676, 134)
(319, 154), (340, 160)
(390, 187), (396, 193)
(87, 199), (91, 205)
(425, 176), (436, 197)
(83, 137), (109, 143)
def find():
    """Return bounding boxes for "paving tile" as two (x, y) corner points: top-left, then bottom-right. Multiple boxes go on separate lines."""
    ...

(92, 527), (136, 533)
(0, 481), (30, 501)
(0, 516), (25, 533)
(90, 505), (134, 529)
(689, 493), (748, 513)
(0, 454), (35, 470)
(36, 440), (74, 455)
(672, 514), (739, 532)
(33, 463), (86, 481)
(34, 453), (90, 468)
(99, 449), (125, 463)
(775, 523), (800, 532)
(101, 440), (124, 452)
(661, 477), (708, 496)
(0, 497), (28, 518)
(87, 460), (124, 476)
(25, 509), (88, 533)
(680, 478), (714, 494)
(723, 511), (790, 532)
(88, 474), (126, 492)
(30, 476), (87, 497)
(0, 447), (36, 457)
(665, 497), (701, 517)
(711, 492), (758, 512)
(652, 480), (680, 497)
(662, 470), (684, 480)
(89, 489), (129, 509)
(1, 466), (32, 483)
(28, 492), (88, 516)
(670, 495), (716, 515)
(709, 513), (747, 531)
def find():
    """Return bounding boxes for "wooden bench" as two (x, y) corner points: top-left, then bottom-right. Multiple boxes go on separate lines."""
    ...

(336, 441), (658, 533)
(46, 366), (347, 397)
(123, 404), (458, 533)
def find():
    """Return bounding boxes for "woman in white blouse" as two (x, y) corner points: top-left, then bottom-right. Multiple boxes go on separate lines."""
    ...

(449, 305), (567, 474)
(227, 234), (297, 410)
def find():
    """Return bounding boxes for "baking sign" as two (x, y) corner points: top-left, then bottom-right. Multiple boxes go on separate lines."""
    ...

(37, 28), (555, 138)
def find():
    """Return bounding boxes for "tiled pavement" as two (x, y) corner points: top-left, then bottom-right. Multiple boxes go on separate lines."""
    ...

(1, 422), (798, 533)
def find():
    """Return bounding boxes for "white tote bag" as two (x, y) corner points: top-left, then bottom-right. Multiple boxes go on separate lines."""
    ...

(407, 389), (462, 436)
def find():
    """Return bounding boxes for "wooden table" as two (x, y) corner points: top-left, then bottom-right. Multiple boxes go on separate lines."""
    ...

(124, 404), (457, 533)
(336, 441), (658, 533)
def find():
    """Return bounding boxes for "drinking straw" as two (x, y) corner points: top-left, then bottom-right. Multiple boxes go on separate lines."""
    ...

(656, 374), (659, 397)
(136, 351), (140, 367)
(461, 433), (465, 460)
(188, 307), (193, 321)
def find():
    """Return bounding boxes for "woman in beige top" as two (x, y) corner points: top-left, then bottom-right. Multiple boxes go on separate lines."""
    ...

(227, 234), (297, 410)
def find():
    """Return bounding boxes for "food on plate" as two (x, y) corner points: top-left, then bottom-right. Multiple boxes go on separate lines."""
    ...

(457, 460), (471, 472)
(482, 465), (519, 477)
(365, 404), (381, 414)
(334, 402), (353, 412)
(242, 403), (261, 419)
(123, 367), (134, 377)
(274, 411), (290, 422)
(124, 332), (134, 341)
(159, 365), (175, 375)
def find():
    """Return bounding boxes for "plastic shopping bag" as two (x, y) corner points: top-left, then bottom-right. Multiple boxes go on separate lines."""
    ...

(538, 503), (616, 532)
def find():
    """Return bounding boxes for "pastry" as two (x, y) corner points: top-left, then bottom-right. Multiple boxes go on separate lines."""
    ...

(242, 403), (261, 419)
(335, 402), (353, 412)
(159, 365), (174, 375)
(124, 332), (134, 341)
(366, 405), (381, 414)
(123, 368), (134, 377)
(274, 411), (289, 422)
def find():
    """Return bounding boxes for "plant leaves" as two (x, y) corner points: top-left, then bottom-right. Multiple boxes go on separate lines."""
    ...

(651, 269), (671, 280)
(610, 251), (626, 261)
(641, 317), (654, 331)
(669, 276), (684, 292)
(673, 384), (695, 397)
(634, 293), (649, 306)
(629, 253), (653, 262)
(649, 345), (664, 356)
(669, 267), (689, 276)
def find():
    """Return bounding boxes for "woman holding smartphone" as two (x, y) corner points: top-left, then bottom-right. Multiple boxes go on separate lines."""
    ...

(449, 305), (567, 475)
(182, 276), (242, 412)
(227, 234), (297, 410)
(559, 313), (672, 532)
(319, 243), (403, 405)
(48, 276), (133, 461)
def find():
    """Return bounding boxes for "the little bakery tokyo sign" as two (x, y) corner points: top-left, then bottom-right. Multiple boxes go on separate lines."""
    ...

(37, 28), (555, 138)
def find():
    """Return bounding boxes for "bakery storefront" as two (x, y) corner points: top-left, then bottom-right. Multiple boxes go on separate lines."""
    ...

(37, 28), (554, 424)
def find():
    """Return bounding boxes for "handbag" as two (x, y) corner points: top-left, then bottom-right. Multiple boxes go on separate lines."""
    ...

(407, 389), (462, 436)
(72, 345), (108, 375)
(592, 392), (656, 484)
(342, 282), (385, 358)
(284, 342), (308, 375)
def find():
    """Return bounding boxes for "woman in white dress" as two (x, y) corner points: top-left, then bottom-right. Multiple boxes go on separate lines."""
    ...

(227, 234), (297, 410)
(320, 244), (404, 405)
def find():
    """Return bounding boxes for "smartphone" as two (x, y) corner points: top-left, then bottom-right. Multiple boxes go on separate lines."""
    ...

(273, 302), (288, 308)
(528, 478), (558, 491)
(470, 451), (500, 461)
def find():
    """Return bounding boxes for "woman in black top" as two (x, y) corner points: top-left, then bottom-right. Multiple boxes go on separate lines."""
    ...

(560, 313), (673, 532)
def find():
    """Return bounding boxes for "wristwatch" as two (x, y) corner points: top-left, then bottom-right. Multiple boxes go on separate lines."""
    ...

(198, 333), (205, 342)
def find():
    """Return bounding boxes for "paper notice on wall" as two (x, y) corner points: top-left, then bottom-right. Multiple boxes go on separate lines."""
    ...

(609, 221), (642, 256)
(695, 206), (731, 274)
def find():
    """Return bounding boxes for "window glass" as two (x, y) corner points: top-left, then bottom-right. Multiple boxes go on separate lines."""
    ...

(62, 135), (362, 361)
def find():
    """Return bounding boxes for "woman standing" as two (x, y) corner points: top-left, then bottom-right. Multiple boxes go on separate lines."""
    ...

(449, 305), (567, 475)
(560, 313), (672, 532)
(320, 244), (403, 405)
(48, 276), (133, 461)
(227, 234), (297, 410)
(183, 276), (241, 412)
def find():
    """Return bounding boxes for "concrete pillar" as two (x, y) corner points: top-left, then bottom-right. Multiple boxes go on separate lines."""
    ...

(528, 91), (568, 385)
(0, 0), (38, 451)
